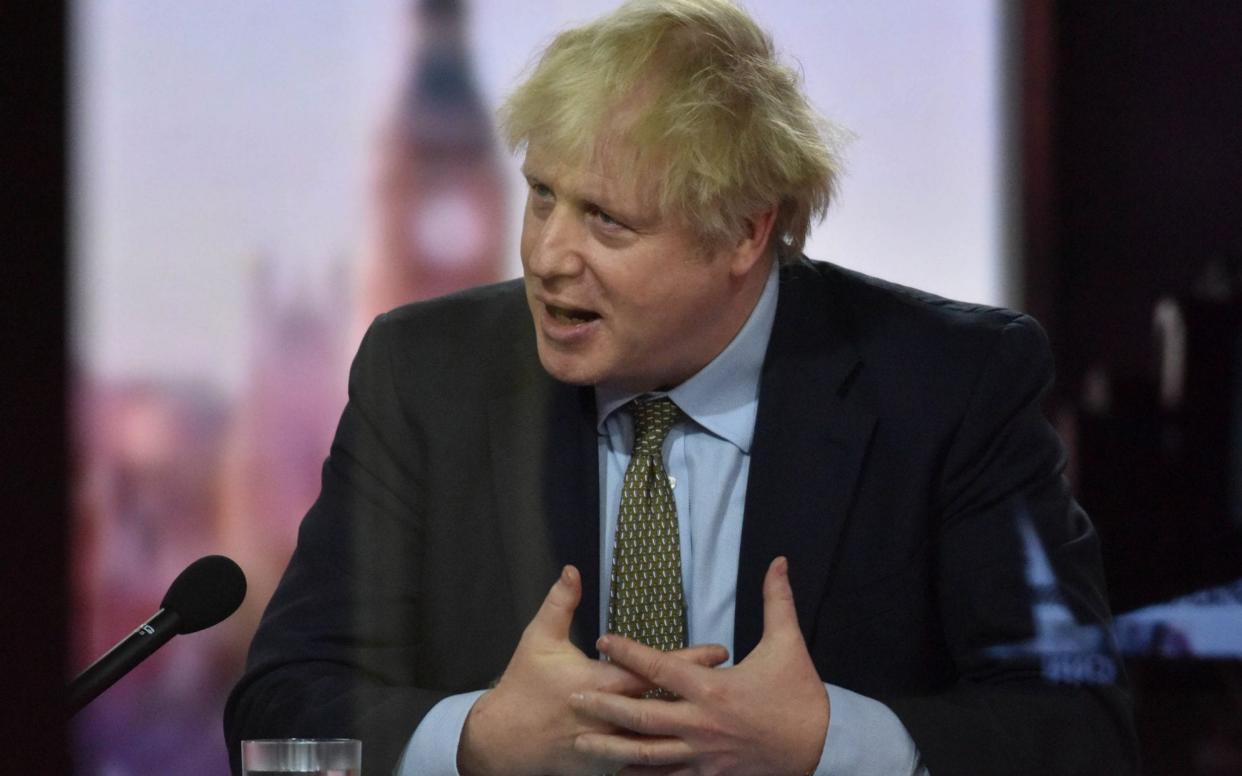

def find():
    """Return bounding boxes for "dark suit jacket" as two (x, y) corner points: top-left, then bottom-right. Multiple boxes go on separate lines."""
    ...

(225, 259), (1137, 774)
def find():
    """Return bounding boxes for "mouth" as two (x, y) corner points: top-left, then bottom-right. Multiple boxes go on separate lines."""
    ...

(545, 303), (601, 325)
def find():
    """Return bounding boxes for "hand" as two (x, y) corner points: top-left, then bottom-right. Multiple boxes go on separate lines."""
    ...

(457, 565), (730, 776)
(569, 557), (830, 776)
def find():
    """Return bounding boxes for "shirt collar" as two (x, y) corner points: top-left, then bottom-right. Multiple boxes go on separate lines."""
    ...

(594, 261), (779, 454)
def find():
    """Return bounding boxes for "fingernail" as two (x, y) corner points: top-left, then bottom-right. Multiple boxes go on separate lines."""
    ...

(778, 556), (789, 575)
(596, 635), (610, 651)
(561, 565), (571, 582)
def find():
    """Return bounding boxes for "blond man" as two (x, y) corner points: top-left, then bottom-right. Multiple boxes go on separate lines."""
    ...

(227, 2), (1136, 774)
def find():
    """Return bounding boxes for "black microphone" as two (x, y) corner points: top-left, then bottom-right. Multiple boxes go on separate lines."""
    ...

(68, 555), (247, 716)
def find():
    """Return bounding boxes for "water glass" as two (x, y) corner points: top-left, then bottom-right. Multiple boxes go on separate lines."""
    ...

(240, 738), (361, 775)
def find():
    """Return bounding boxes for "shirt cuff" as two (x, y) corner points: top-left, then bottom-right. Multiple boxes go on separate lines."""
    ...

(813, 683), (926, 776)
(395, 690), (488, 776)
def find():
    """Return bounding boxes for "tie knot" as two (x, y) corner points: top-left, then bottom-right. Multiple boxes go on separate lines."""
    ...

(630, 398), (680, 457)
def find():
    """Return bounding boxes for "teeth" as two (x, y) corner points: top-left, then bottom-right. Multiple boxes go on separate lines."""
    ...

(550, 305), (596, 323)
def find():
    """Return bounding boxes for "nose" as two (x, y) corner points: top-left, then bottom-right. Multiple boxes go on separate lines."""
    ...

(524, 203), (585, 281)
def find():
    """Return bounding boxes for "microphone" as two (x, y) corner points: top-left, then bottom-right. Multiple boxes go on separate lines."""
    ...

(68, 555), (247, 716)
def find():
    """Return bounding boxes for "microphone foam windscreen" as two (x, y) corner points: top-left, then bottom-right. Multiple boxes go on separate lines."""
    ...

(160, 555), (248, 634)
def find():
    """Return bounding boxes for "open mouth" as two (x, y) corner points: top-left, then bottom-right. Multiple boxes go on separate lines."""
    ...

(547, 303), (601, 324)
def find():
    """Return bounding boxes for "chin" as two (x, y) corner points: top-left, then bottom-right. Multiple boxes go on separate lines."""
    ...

(535, 346), (603, 387)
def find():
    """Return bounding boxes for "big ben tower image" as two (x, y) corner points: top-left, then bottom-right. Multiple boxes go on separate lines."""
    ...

(357, 0), (508, 331)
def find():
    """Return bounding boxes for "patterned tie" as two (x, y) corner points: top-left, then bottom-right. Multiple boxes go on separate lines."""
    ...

(607, 397), (687, 653)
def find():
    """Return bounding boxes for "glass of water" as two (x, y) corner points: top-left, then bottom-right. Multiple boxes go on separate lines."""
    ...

(240, 739), (361, 776)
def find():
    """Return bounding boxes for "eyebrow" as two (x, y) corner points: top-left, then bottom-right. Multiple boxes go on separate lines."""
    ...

(521, 169), (653, 231)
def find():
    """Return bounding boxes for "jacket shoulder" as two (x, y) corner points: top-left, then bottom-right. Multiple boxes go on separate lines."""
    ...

(355, 279), (540, 404)
(788, 258), (1029, 336)
(787, 258), (1049, 360)
(782, 259), (1053, 409)
(376, 278), (530, 337)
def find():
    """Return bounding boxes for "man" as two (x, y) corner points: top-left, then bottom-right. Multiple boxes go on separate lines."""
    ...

(226, 1), (1137, 774)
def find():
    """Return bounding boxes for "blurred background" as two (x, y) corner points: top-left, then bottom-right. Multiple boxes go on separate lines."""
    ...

(3, 1), (1240, 773)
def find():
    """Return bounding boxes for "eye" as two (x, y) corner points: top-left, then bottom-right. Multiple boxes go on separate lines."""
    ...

(527, 179), (553, 201)
(589, 206), (627, 231)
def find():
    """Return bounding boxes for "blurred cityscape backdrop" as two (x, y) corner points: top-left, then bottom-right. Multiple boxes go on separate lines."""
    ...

(69, 1), (1242, 774)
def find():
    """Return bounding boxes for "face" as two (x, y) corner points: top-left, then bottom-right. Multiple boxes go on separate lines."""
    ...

(520, 142), (772, 393)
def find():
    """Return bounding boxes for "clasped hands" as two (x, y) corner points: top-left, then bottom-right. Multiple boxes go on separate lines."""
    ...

(458, 557), (830, 776)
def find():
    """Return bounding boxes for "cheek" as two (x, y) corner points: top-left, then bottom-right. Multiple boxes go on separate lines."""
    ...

(645, 274), (722, 334)
(605, 280), (679, 346)
(518, 212), (537, 267)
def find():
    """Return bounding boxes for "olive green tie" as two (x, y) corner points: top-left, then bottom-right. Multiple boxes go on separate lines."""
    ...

(607, 397), (687, 652)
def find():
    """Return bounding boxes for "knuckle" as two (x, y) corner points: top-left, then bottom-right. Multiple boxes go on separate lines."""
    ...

(573, 734), (599, 756)
(631, 706), (652, 731)
(644, 653), (668, 682)
(637, 743), (660, 766)
(700, 715), (729, 743)
(697, 677), (728, 707)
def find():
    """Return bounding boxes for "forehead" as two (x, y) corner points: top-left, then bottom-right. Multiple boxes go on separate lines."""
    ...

(525, 137), (648, 192)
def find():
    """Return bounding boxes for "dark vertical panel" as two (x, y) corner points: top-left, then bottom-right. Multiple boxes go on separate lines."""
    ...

(1032, 3), (1242, 772)
(1017, 0), (1057, 348)
(1053, 0), (1242, 391)
(1047, 1), (1242, 604)
(0, 1), (70, 771)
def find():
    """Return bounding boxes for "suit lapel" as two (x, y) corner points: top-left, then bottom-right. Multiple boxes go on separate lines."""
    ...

(488, 376), (601, 657)
(734, 264), (876, 662)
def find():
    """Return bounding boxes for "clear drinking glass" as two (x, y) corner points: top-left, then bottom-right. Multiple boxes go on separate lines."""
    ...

(240, 738), (362, 776)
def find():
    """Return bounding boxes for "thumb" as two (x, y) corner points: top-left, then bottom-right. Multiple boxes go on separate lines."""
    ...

(761, 556), (801, 641)
(526, 565), (582, 642)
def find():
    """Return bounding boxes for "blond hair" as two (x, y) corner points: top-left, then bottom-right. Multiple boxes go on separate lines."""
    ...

(499, 0), (841, 260)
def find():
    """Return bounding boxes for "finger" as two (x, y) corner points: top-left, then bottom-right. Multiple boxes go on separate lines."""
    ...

(616, 767), (691, 776)
(594, 660), (656, 696)
(573, 732), (695, 767)
(677, 642), (730, 668)
(761, 556), (801, 640)
(569, 690), (693, 736)
(597, 644), (729, 696)
(596, 635), (703, 699)
(525, 565), (581, 642)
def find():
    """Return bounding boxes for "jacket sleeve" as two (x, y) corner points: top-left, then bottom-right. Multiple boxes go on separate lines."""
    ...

(884, 314), (1139, 775)
(224, 314), (449, 775)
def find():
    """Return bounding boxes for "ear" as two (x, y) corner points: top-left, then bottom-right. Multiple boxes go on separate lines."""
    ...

(728, 205), (779, 277)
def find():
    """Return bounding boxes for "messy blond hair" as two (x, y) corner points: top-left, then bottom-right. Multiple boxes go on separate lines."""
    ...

(499, 0), (840, 260)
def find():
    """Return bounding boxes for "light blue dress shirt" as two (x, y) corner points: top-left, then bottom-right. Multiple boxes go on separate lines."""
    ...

(399, 263), (926, 775)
